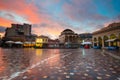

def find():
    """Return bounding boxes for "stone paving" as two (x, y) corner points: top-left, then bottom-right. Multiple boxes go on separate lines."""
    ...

(0, 48), (120, 80)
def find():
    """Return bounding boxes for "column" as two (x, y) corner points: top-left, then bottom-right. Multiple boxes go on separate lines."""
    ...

(119, 33), (120, 47)
(68, 35), (69, 42)
(108, 36), (111, 46)
(96, 37), (99, 46)
(92, 38), (94, 47)
(116, 34), (119, 47)
(101, 36), (104, 48)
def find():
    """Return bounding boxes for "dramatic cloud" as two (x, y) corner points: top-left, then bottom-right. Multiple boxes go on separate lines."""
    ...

(32, 22), (64, 38)
(0, 17), (12, 27)
(0, 0), (120, 38)
(0, 10), (30, 23)
(0, 0), (41, 23)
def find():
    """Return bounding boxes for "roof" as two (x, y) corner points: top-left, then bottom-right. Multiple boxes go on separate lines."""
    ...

(92, 22), (120, 35)
(37, 35), (49, 38)
(105, 38), (120, 42)
(60, 29), (75, 35)
(62, 29), (74, 32)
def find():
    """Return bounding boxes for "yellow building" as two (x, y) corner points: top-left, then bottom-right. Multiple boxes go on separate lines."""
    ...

(35, 35), (49, 48)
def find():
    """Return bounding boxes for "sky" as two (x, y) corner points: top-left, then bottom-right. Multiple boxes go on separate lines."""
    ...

(0, 0), (120, 39)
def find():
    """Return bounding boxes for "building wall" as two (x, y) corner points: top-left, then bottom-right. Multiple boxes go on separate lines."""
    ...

(35, 36), (49, 47)
(5, 23), (31, 37)
(59, 35), (65, 43)
(36, 37), (49, 44)
(4, 23), (31, 42)
(23, 24), (31, 36)
(5, 28), (16, 37)
(92, 23), (120, 48)
(0, 35), (1, 40)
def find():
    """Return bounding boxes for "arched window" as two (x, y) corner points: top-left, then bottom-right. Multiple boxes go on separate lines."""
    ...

(110, 34), (116, 39)
(119, 33), (120, 39)
(103, 36), (109, 47)
(110, 34), (117, 46)
(98, 37), (102, 47)
(94, 37), (97, 46)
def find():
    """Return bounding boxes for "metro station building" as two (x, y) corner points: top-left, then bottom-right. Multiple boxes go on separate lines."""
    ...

(92, 22), (120, 48)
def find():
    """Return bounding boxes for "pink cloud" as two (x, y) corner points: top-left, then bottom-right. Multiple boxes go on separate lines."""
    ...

(0, 0), (66, 38)
(0, 0), (42, 23)
(32, 21), (64, 39)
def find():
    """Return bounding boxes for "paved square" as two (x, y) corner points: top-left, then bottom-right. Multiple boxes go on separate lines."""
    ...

(0, 48), (120, 80)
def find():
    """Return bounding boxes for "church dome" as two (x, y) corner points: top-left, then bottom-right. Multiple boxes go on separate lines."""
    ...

(61, 29), (74, 35)
(63, 29), (73, 32)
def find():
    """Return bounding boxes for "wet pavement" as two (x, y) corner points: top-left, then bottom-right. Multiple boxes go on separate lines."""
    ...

(0, 48), (120, 80)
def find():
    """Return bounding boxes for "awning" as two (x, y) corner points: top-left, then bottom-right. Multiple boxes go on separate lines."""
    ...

(24, 42), (35, 44)
(31, 42), (35, 44)
(24, 42), (31, 44)
(93, 41), (98, 43)
(14, 41), (23, 44)
(81, 42), (92, 45)
(5, 41), (14, 44)
(105, 38), (119, 42)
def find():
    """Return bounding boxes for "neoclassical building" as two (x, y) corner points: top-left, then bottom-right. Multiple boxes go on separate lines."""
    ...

(92, 22), (120, 48)
(59, 29), (78, 43)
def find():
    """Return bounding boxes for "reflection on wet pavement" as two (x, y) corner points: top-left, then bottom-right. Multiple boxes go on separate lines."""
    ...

(0, 48), (120, 80)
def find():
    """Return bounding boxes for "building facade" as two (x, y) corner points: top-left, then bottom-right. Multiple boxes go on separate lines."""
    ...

(92, 22), (120, 48)
(35, 35), (49, 48)
(0, 35), (1, 40)
(0, 35), (2, 46)
(4, 23), (31, 42)
(48, 39), (59, 48)
(59, 29), (78, 43)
